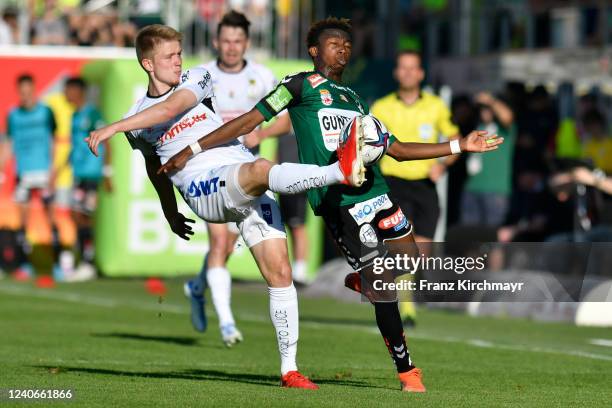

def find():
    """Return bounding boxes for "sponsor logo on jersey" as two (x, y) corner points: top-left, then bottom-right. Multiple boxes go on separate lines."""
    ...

(186, 177), (220, 198)
(198, 70), (211, 90)
(418, 124), (434, 141)
(261, 203), (273, 224)
(348, 194), (392, 225)
(378, 207), (408, 231)
(181, 71), (190, 83)
(317, 108), (360, 151)
(359, 224), (379, 248)
(320, 89), (333, 106)
(158, 113), (207, 145)
(265, 85), (292, 112)
(307, 73), (327, 88)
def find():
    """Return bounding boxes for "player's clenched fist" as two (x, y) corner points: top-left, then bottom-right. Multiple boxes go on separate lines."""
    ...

(86, 124), (117, 156)
(157, 147), (192, 175)
(461, 130), (504, 153)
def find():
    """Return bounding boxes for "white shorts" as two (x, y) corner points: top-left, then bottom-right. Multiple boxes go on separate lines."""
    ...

(182, 163), (286, 248)
(14, 171), (51, 204)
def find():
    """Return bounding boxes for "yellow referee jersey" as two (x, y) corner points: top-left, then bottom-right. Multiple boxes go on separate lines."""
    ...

(371, 91), (458, 180)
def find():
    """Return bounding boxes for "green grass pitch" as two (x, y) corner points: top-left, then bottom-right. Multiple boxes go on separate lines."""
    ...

(1, 278), (611, 407)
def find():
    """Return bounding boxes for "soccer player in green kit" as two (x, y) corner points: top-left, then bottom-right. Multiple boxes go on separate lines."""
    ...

(158, 18), (503, 392)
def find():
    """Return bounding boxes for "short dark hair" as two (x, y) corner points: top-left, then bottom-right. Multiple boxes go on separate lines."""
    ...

(65, 76), (87, 90)
(217, 10), (250, 38)
(3, 6), (18, 19)
(306, 17), (352, 48)
(396, 50), (422, 66)
(17, 74), (33, 85)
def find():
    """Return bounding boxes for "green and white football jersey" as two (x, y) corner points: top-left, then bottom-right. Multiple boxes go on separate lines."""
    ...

(255, 71), (396, 214)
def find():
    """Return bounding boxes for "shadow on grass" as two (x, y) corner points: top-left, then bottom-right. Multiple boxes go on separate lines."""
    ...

(33, 366), (385, 389)
(91, 332), (200, 346)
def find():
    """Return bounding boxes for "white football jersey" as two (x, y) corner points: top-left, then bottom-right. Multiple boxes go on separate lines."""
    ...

(124, 66), (254, 190)
(202, 60), (277, 136)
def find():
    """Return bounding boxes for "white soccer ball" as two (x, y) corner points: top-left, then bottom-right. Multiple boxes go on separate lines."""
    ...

(340, 114), (390, 166)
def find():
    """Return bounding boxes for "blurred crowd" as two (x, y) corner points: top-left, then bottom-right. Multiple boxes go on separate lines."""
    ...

(0, 0), (272, 48)
(446, 83), (612, 244)
(0, 0), (138, 46)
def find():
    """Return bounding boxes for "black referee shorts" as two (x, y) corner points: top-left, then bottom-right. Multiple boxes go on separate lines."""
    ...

(384, 176), (439, 239)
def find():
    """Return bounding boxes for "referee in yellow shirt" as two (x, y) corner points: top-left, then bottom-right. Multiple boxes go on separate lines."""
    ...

(371, 50), (460, 325)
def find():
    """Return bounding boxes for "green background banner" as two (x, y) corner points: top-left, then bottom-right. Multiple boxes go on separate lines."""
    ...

(85, 58), (321, 279)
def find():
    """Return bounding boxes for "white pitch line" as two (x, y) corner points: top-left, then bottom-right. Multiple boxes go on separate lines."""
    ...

(2, 283), (612, 363)
(395, 330), (612, 362)
(589, 338), (612, 348)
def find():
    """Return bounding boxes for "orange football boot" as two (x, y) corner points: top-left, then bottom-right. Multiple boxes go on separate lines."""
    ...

(281, 371), (319, 390)
(399, 368), (426, 393)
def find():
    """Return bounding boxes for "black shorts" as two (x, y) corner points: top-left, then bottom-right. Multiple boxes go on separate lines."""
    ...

(321, 193), (413, 271)
(384, 176), (439, 239)
(72, 179), (99, 215)
(279, 193), (307, 228)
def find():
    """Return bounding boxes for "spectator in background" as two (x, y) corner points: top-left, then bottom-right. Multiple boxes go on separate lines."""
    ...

(372, 51), (461, 242)
(511, 85), (558, 222)
(67, 11), (91, 45)
(2, 7), (21, 44)
(371, 50), (460, 326)
(4, 74), (56, 285)
(61, 77), (111, 280)
(546, 166), (612, 242)
(109, 11), (136, 47)
(581, 109), (612, 174)
(0, 9), (15, 45)
(447, 94), (479, 228)
(67, 10), (136, 47)
(31, 0), (68, 45)
(461, 92), (515, 227)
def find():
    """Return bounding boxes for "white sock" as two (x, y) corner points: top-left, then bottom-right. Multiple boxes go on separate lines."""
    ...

(206, 267), (235, 328)
(292, 260), (307, 283)
(268, 283), (299, 375)
(268, 162), (344, 194)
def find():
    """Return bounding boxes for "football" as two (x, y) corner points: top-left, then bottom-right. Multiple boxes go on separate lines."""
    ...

(340, 114), (390, 166)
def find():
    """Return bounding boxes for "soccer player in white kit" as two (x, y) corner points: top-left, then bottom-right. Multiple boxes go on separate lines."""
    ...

(185, 10), (292, 346)
(86, 24), (366, 389)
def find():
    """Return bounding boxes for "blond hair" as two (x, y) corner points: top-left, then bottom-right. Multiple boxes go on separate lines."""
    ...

(135, 24), (183, 65)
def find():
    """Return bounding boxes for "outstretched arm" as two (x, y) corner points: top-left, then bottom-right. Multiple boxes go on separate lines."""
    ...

(158, 108), (265, 175)
(144, 153), (195, 240)
(386, 130), (503, 162)
(244, 113), (291, 148)
(87, 89), (197, 156)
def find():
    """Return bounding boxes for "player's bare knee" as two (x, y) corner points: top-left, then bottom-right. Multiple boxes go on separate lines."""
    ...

(250, 158), (273, 182)
(208, 238), (229, 259)
(239, 159), (274, 196)
(268, 263), (292, 287)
